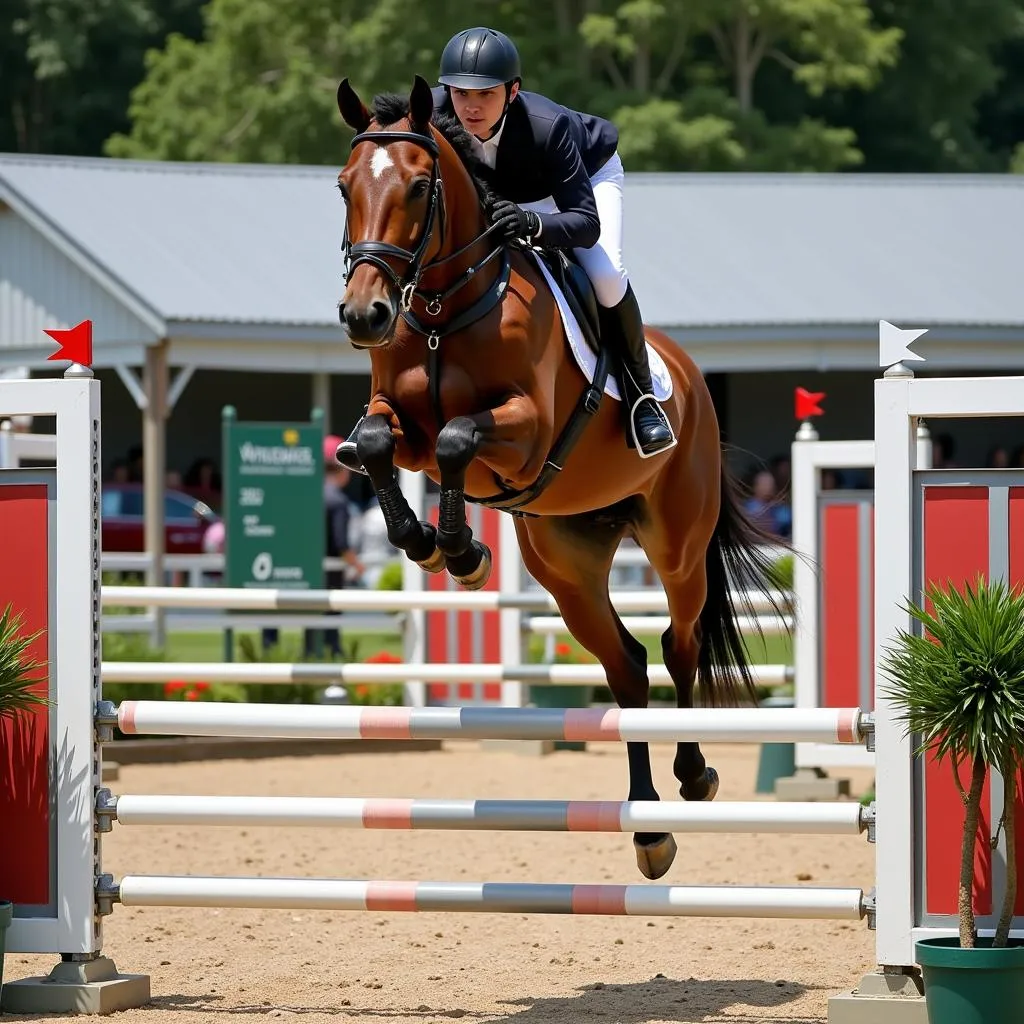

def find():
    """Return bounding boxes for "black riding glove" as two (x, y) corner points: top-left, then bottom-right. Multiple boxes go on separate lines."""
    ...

(490, 199), (541, 242)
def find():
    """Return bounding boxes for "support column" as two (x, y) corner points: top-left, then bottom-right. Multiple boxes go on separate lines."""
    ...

(143, 342), (168, 649)
(312, 372), (332, 431)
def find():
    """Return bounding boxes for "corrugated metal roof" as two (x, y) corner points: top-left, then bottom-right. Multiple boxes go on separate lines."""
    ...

(0, 153), (346, 328)
(624, 173), (1024, 329)
(2, 153), (1022, 332)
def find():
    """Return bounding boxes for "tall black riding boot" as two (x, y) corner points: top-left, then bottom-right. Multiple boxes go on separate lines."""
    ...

(603, 284), (676, 458)
(335, 407), (370, 476)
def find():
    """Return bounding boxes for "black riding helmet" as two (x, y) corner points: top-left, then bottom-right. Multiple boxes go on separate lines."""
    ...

(438, 27), (521, 90)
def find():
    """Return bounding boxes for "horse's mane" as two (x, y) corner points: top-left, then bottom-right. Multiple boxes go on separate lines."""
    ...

(369, 91), (497, 211)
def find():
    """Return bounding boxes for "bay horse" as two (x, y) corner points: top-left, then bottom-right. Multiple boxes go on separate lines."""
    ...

(335, 75), (787, 881)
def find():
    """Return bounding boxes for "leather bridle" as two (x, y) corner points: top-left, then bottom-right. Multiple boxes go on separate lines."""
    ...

(341, 126), (508, 345)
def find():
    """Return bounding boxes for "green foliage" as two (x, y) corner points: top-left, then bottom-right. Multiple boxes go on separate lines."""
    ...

(375, 561), (404, 591)
(880, 575), (1024, 772)
(0, 603), (49, 719)
(880, 574), (1024, 947)
(235, 633), (332, 704)
(767, 554), (794, 593)
(3, 0), (1024, 173)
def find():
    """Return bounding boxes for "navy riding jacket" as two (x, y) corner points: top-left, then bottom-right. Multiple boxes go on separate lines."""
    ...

(432, 85), (618, 250)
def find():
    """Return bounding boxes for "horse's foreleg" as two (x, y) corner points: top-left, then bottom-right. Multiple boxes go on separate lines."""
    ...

(356, 413), (445, 573)
(434, 399), (541, 590)
(434, 416), (491, 589)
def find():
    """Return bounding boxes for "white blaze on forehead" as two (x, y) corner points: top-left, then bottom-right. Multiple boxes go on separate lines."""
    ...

(370, 147), (394, 178)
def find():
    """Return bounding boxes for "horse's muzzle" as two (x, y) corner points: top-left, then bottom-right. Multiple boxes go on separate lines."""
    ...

(338, 296), (396, 348)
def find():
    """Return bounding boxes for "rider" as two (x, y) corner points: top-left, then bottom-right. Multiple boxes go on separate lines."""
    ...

(338, 25), (675, 471)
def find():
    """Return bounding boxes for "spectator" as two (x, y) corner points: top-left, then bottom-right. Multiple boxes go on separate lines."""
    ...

(744, 468), (791, 539)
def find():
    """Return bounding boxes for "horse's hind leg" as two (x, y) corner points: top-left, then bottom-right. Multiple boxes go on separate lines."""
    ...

(516, 510), (678, 881)
(658, 571), (720, 803)
(356, 414), (446, 573)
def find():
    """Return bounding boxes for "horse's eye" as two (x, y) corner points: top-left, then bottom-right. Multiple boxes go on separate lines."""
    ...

(409, 178), (430, 199)
(337, 181), (348, 200)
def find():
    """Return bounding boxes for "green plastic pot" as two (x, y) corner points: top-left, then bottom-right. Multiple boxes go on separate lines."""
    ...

(917, 936), (1024, 1024)
(0, 899), (11, 996)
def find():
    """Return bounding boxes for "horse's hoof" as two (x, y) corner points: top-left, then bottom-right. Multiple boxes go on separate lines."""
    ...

(416, 547), (447, 574)
(452, 543), (491, 590)
(681, 766), (719, 802)
(634, 833), (677, 880)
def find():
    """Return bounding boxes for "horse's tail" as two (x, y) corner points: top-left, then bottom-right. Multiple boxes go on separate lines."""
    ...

(696, 460), (793, 708)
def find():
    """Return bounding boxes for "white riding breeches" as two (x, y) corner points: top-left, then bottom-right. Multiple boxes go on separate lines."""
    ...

(520, 152), (629, 308)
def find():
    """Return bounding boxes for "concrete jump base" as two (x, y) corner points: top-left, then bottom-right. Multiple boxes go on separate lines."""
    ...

(1, 955), (151, 1015)
(828, 969), (927, 1023)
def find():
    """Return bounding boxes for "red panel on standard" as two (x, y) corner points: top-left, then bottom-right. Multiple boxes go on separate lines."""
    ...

(867, 508), (875, 711)
(0, 484), (52, 905)
(922, 487), (991, 916)
(821, 504), (861, 709)
(1012, 489), (1024, 913)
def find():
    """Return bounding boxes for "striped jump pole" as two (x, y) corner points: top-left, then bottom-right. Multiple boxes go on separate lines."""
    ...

(102, 700), (866, 745)
(100, 793), (868, 835)
(102, 876), (867, 921)
(100, 584), (790, 616)
(525, 614), (794, 637)
(100, 661), (795, 687)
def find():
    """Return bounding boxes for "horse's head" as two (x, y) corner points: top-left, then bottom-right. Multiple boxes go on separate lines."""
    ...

(336, 75), (447, 348)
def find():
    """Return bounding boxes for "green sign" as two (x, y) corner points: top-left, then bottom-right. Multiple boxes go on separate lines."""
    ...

(222, 406), (324, 590)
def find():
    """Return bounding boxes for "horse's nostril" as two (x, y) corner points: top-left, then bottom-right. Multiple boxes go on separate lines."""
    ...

(369, 300), (391, 330)
(337, 303), (347, 326)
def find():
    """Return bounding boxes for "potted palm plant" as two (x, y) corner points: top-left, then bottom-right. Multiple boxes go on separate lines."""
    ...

(0, 601), (48, 998)
(879, 574), (1024, 1024)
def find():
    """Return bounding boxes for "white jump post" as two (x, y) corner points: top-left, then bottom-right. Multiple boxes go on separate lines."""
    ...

(0, 362), (150, 1014)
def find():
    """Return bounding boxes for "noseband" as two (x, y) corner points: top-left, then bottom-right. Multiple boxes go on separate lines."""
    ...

(341, 126), (507, 330)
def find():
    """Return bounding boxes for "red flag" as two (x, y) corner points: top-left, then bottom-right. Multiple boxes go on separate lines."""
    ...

(44, 320), (93, 367)
(794, 386), (825, 421)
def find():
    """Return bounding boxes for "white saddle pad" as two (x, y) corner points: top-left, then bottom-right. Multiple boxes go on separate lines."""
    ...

(526, 249), (673, 403)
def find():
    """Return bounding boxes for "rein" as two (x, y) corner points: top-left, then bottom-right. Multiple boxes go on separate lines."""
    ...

(343, 127), (509, 351)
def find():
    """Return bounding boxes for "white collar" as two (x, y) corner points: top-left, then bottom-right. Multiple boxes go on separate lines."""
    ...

(471, 116), (506, 167)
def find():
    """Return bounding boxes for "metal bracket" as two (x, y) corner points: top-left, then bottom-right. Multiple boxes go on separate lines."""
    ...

(860, 801), (876, 843)
(860, 712), (876, 751)
(94, 873), (120, 917)
(862, 887), (877, 930)
(94, 699), (118, 743)
(95, 788), (118, 833)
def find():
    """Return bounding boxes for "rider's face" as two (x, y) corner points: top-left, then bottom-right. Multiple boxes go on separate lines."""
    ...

(449, 83), (518, 139)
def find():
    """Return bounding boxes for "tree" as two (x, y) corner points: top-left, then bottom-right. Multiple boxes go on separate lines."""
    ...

(582, 0), (902, 171)
(0, 0), (205, 155)
(104, 0), (476, 162)
(827, 0), (1024, 172)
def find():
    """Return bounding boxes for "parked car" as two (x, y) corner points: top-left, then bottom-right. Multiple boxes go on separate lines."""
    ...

(101, 483), (220, 554)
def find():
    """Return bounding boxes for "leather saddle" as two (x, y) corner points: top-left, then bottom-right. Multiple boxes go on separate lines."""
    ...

(531, 247), (603, 355)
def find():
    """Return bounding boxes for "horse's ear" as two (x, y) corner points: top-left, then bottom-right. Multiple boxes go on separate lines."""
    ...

(337, 78), (371, 132)
(409, 75), (434, 130)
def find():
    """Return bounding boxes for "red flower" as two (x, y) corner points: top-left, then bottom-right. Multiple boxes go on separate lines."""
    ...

(555, 643), (573, 657)
(363, 650), (403, 664)
(193, 682), (210, 692)
(163, 681), (189, 695)
(184, 690), (200, 701)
